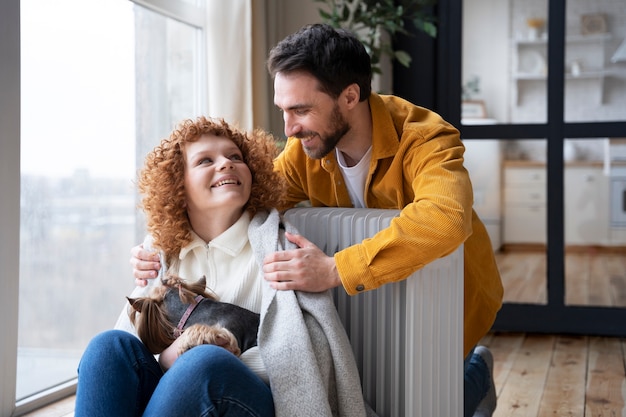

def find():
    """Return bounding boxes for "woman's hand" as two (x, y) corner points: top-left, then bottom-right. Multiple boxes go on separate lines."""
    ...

(130, 244), (161, 286)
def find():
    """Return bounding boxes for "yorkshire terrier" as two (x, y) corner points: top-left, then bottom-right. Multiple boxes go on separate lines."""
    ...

(127, 275), (260, 357)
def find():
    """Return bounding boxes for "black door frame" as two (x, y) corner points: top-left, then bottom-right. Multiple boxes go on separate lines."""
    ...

(395, 0), (626, 336)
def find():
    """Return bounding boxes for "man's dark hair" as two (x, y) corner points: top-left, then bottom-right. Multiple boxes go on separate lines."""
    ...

(267, 23), (372, 101)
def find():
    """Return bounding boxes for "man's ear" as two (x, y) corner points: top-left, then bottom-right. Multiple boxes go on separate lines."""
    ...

(342, 83), (361, 109)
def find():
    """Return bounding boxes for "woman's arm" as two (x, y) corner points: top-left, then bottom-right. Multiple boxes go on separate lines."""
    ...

(158, 337), (182, 371)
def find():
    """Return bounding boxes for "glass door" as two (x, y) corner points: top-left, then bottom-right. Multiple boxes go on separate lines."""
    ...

(454, 0), (626, 334)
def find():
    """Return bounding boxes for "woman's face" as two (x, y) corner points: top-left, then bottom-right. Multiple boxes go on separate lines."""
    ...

(183, 134), (252, 220)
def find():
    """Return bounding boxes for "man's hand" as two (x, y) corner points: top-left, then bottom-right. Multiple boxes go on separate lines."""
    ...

(130, 244), (161, 287)
(263, 232), (342, 293)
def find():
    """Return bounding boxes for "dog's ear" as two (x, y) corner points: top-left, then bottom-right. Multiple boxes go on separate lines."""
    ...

(185, 276), (216, 301)
(127, 296), (145, 313)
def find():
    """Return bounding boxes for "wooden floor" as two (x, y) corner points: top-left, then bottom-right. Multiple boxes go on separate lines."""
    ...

(496, 250), (626, 306)
(487, 249), (626, 415)
(480, 332), (626, 417)
(23, 331), (626, 417)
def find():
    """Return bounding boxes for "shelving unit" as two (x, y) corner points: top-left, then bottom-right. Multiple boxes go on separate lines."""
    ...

(512, 33), (612, 104)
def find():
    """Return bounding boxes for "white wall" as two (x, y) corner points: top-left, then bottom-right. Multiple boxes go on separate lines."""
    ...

(264, 0), (321, 136)
(276, 0), (320, 36)
(462, 0), (511, 122)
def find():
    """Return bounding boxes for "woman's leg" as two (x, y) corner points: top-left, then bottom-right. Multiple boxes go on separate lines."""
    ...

(75, 330), (163, 417)
(143, 344), (274, 417)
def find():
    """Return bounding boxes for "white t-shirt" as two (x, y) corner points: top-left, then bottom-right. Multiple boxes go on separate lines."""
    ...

(335, 146), (372, 208)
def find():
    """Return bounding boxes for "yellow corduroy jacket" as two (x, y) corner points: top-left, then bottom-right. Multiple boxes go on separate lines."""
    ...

(275, 93), (504, 357)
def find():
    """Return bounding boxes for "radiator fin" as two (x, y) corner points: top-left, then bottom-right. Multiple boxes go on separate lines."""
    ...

(284, 208), (463, 417)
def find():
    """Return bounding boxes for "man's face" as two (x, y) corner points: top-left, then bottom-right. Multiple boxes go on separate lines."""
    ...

(274, 71), (350, 159)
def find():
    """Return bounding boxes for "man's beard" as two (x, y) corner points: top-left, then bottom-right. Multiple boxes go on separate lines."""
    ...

(297, 104), (350, 159)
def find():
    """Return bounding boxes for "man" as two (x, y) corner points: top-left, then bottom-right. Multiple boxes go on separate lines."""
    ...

(132, 23), (503, 417)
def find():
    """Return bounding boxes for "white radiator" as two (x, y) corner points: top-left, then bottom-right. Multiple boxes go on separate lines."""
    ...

(284, 208), (464, 417)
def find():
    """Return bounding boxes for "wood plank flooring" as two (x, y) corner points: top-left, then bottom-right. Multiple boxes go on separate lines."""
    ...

(496, 250), (626, 307)
(480, 332), (626, 417)
(24, 332), (626, 417)
(496, 251), (547, 304)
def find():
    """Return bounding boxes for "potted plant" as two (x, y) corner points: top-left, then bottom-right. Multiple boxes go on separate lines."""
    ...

(314, 0), (438, 76)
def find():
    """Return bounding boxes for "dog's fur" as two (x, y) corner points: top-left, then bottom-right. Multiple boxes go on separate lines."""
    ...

(127, 275), (260, 357)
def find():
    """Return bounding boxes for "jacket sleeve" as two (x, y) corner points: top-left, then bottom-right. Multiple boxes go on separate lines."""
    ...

(335, 125), (474, 295)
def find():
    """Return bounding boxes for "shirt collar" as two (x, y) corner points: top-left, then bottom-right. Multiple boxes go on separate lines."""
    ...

(179, 211), (251, 259)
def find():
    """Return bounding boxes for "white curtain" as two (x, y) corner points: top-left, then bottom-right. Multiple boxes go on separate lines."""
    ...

(206, 0), (271, 131)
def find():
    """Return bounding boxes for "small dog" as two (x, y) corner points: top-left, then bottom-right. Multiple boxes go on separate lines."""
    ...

(127, 275), (260, 357)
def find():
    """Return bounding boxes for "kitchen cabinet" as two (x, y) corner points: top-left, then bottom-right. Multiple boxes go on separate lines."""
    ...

(503, 164), (546, 244)
(503, 163), (614, 246)
(512, 33), (612, 104)
(564, 166), (610, 245)
(462, 131), (502, 251)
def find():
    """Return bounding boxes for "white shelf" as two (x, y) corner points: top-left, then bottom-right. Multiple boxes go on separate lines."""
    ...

(512, 33), (613, 104)
(513, 69), (611, 81)
(513, 73), (546, 81)
(566, 33), (612, 43)
(513, 33), (611, 45)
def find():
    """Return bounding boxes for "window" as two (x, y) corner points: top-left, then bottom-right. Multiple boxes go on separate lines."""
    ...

(3, 0), (206, 412)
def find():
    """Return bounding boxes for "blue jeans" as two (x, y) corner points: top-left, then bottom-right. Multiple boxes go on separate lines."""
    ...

(463, 347), (490, 417)
(75, 330), (274, 417)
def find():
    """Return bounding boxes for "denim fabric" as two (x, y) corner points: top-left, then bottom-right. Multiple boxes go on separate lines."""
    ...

(463, 346), (490, 417)
(75, 330), (274, 417)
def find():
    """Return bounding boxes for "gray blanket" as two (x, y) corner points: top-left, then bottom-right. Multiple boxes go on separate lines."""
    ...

(249, 210), (377, 417)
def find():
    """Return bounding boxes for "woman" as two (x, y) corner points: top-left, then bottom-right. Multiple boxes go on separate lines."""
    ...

(75, 116), (369, 417)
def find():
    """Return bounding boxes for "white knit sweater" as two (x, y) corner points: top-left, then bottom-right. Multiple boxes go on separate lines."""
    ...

(115, 211), (268, 380)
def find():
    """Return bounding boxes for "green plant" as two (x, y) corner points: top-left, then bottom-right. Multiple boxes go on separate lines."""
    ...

(462, 75), (481, 101)
(314, 0), (437, 74)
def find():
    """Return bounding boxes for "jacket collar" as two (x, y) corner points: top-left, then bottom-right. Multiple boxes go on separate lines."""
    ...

(369, 93), (401, 160)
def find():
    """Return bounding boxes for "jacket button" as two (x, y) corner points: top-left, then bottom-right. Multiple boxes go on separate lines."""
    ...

(356, 284), (365, 292)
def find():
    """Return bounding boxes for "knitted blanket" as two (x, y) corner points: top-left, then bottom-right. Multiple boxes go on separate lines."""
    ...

(249, 209), (377, 417)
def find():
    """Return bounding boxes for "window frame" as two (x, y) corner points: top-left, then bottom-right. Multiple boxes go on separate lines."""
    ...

(0, 1), (21, 414)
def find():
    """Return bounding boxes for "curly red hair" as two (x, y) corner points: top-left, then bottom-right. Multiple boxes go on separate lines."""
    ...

(138, 116), (286, 263)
